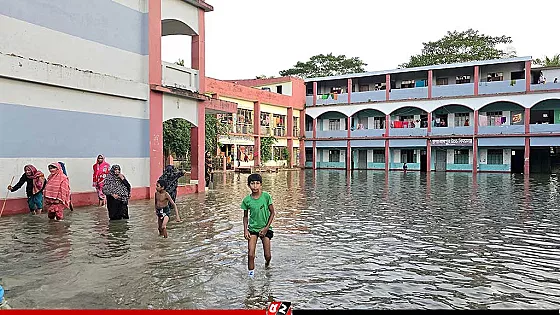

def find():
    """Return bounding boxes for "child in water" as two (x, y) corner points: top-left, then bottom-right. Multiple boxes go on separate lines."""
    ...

(155, 179), (181, 238)
(241, 173), (275, 278)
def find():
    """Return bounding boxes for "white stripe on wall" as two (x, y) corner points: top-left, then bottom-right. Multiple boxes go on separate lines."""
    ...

(0, 15), (148, 83)
(0, 77), (149, 119)
(112, 0), (148, 13)
(0, 158), (150, 199)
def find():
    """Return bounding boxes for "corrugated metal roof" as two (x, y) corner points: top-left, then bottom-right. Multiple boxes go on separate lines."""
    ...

(304, 56), (532, 83)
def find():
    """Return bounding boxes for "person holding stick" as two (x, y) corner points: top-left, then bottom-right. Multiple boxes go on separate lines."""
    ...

(7, 165), (47, 215)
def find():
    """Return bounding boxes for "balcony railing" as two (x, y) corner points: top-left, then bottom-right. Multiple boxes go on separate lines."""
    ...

(390, 87), (428, 101)
(390, 128), (428, 137)
(235, 123), (254, 134)
(261, 126), (271, 136)
(293, 127), (300, 137)
(305, 131), (313, 138)
(479, 79), (525, 95)
(352, 90), (386, 103)
(530, 124), (560, 133)
(316, 93), (348, 105)
(430, 126), (474, 136)
(351, 129), (385, 137)
(316, 130), (347, 138)
(161, 61), (199, 92)
(273, 127), (286, 137)
(478, 124), (525, 134)
(432, 83), (474, 98)
(531, 82), (560, 91)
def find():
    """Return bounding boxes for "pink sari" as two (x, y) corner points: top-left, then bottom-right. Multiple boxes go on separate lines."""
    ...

(93, 155), (110, 200)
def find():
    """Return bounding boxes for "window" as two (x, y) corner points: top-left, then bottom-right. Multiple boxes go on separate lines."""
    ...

(436, 78), (448, 86)
(273, 114), (286, 136)
(487, 72), (503, 82)
(456, 75), (471, 84)
(329, 119), (341, 130)
(372, 150), (385, 163)
(511, 71), (524, 80)
(359, 85), (369, 92)
(454, 149), (469, 164)
(273, 146), (287, 160)
(455, 113), (470, 127)
(293, 116), (300, 136)
(486, 111), (503, 126)
(305, 148), (313, 162)
(373, 117), (386, 129)
(487, 149), (503, 165)
(276, 85), (283, 94)
(306, 87), (313, 95)
(329, 150), (340, 162)
(401, 150), (416, 163)
(236, 109), (254, 134)
(401, 80), (415, 89)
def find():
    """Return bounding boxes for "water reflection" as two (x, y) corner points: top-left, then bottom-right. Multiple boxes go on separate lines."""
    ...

(1, 170), (560, 309)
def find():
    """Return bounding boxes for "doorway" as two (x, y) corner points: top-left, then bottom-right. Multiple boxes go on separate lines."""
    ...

(435, 149), (447, 171)
(531, 148), (552, 173)
(510, 148), (524, 174)
(420, 149), (428, 172)
(358, 150), (367, 169)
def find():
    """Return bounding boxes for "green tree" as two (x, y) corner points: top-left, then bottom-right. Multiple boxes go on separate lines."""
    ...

(279, 53), (367, 78)
(163, 115), (229, 159)
(534, 54), (560, 67)
(400, 29), (515, 68)
(163, 118), (191, 158)
(260, 136), (278, 163)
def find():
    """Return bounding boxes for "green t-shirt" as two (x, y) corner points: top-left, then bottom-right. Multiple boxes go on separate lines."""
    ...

(241, 191), (273, 233)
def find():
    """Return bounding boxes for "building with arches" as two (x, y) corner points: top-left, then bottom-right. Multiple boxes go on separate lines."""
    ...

(0, 0), (238, 215)
(303, 57), (560, 174)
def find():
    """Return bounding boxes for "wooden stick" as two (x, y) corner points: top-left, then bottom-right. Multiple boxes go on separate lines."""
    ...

(0, 176), (16, 218)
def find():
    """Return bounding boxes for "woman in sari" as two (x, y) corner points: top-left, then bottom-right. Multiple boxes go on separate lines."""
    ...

(8, 165), (47, 215)
(44, 162), (71, 221)
(158, 165), (186, 202)
(102, 165), (131, 220)
(92, 154), (110, 207)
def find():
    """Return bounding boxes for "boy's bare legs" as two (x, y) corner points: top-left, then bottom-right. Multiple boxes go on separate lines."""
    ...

(247, 235), (258, 271)
(262, 236), (272, 268)
(158, 218), (163, 236)
(161, 216), (169, 238)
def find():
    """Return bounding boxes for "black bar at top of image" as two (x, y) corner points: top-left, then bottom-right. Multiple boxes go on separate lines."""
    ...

(293, 309), (559, 315)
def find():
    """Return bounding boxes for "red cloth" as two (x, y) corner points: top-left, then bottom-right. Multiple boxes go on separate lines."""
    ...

(93, 155), (110, 188)
(44, 162), (71, 208)
(24, 165), (45, 195)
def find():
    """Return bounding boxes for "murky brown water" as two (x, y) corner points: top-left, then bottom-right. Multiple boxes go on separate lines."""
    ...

(1, 170), (560, 309)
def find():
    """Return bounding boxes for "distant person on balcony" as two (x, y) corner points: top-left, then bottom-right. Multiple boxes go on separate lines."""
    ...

(555, 78), (558, 84)
(159, 165), (187, 203)
(464, 119), (470, 126)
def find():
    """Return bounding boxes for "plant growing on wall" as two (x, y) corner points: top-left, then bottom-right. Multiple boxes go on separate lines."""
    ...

(260, 136), (277, 162)
(206, 114), (230, 156)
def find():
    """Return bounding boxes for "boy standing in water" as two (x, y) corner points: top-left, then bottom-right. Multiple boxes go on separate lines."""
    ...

(241, 173), (275, 278)
(155, 179), (181, 238)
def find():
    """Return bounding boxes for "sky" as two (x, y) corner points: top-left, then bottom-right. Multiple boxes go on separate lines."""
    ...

(161, 0), (560, 80)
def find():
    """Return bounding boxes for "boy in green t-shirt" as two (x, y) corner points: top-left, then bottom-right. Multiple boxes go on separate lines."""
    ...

(241, 173), (275, 278)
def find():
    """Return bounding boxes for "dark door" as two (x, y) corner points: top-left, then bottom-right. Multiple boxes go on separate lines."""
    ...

(358, 150), (367, 169)
(420, 150), (428, 172)
(435, 149), (447, 172)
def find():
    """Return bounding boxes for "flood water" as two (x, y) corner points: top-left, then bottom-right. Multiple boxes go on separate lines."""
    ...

(1, 170), (560, 309)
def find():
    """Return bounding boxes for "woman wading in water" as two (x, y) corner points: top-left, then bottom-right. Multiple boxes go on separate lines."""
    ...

(102, 165), (131, 220)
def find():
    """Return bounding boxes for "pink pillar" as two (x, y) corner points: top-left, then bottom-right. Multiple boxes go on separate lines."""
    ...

(222, 156), (226, 172)
(525, 60), (531, 92)
(287, 107), (294, 167)
(346, 141), (351, 170)
(385, 140), (390, 172)
(148, 0), (163, 197)
(313, 82), (317, 106)
(474, 66), (479, 96)
(426, 140), (432, 172)
(427, 70), (433, 99)
(474, 110), (479, 135)
(190, 8), (207, 191)
(427, 112), (432, 133)
(524, 107), (531, 174)
(385, 74), (390, 101)
(312, 118), (317, 170)
(300, 110), (306, 168)
(473, 110), (479, 174)
(254, 101), (261, 166)
(347, 78), (352, 104)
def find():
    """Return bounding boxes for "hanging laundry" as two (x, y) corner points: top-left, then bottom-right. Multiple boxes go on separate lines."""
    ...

(501, 116), (506, 124)
(479, 115), (488, 126)
(332, 93), (338, 100)
(494, 117), (502, 126)
(321, 94), (329, 99)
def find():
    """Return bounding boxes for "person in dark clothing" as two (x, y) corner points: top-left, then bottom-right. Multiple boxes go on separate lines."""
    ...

(205, 152), (213, 188)
(158, 165), (186, 202)
(102, 165), (131, 220)
(8, 165), (47, 215)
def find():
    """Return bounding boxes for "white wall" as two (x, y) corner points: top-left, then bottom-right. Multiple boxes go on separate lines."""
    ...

(257, 82), (293, 96)
(541, 69), (560, 82)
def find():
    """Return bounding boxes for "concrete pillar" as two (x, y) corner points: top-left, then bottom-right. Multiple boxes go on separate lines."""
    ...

(426, 139), (432, 172)
(385, 74), (391, 101)
(313, 82), (317, 106)
(524, 107), (531, 174)
(253, 101), (261, 166)
(428, 70), (433, 99)
(347, 78), (352, 104)
(474, 66), (479, 96)
(525, 61), (531, 92)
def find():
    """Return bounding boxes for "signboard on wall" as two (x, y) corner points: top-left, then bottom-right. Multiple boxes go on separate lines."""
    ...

(218, 135), (254, 145)
(431, 138), (473, 146)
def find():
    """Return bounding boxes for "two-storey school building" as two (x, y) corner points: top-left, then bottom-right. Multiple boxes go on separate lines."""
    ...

(303, 56), (560, 173)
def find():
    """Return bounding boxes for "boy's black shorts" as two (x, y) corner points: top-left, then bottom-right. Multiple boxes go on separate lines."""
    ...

(249, 229), (273, 239)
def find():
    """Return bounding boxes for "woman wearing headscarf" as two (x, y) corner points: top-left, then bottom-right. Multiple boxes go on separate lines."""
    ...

(7, 165), (47, 215)
(44, 162), (71, 221)
(92, 154), (110, 207)
(158, 165), (186, 202)
(102, 165), (131, 220)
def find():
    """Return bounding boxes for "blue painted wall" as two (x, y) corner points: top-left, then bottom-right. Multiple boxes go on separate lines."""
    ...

(447, 164), (472, 171)
(432, 83), (474, 98)
(0, 0), (148, 55)
(390, 162), (420, 170)
(317, 162), (346, 169)
(0, 103), (149, 158)
(479, 164), (510, 172)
